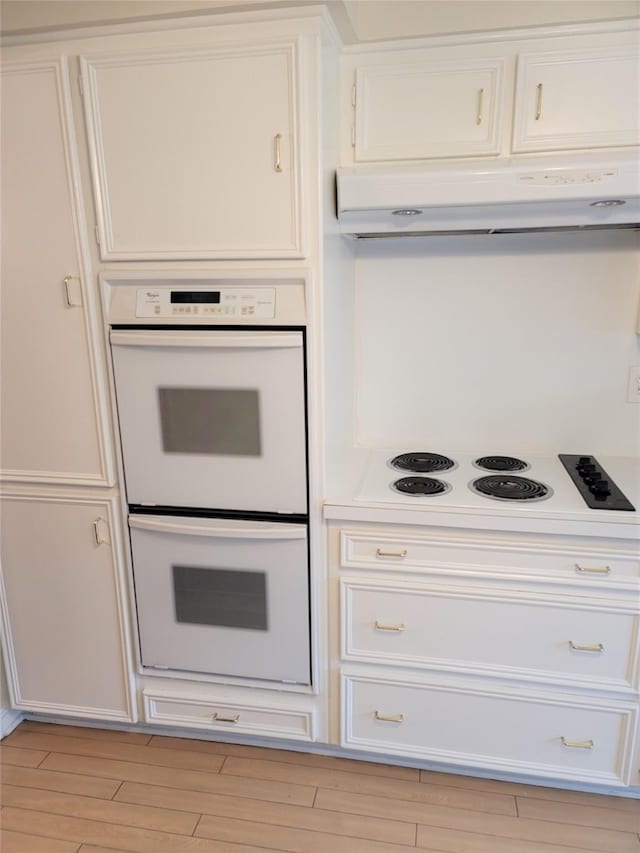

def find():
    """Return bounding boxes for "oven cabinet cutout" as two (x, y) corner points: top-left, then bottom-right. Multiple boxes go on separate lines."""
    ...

(352, 57), (505, 162)
(512, 45), (640, 153)
(0, 494), (135, 721)
(80, 38), (304, 260)
(1, 58), (113, 487)
(110, 329), (307, 514)
(129, 515), (310, 684)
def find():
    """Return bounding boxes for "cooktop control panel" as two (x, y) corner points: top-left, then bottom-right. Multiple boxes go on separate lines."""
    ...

(559, 454), (635, 511)
(135, 287), (276, 319)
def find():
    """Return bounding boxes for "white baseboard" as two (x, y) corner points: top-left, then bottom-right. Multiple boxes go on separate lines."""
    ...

(0, 707), (23, 738)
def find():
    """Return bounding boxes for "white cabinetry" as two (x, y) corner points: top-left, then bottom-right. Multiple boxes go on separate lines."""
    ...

(512, 45), (640, 153)
(353, 57), (504, 161)
(81, 39), (304, 260)
(330, 523), (640, 787)
(0, 58), (113, 486)
(0, 493), (135, 721)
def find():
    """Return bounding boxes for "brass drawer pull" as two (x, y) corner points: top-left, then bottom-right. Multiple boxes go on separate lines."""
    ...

(375, 621), (406, 632)
(274, 133), (283, 172)
(376, 548), (407, 559)
(212, 713), (240, 723)
(561, 737), (594, 750)
(575, 563), (611, 575)
(375, 711), (404, 723)
(569, 641), (604, 653)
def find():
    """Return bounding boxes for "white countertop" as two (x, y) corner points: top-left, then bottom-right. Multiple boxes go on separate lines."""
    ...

(324, 449), (640, 540)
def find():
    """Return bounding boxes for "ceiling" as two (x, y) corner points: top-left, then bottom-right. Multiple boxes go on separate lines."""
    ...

(1, 0), (638, 40)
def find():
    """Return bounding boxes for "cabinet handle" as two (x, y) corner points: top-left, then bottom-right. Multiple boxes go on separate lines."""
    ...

(375, 711), (404, 723)
(376, 548), (407, 559)
(212, 713), (240, 723)
(63, 275), (82, 308)
(274, 133), (283, 172)
(375, 621), (406, 632)
(575, 563), (611, 575)
(92, 517), (109, 546)
(569, 641), (604, 653)
(476, 88), (484, 125)
(561, 736), (594, 750)
(535, 83), (543, 121)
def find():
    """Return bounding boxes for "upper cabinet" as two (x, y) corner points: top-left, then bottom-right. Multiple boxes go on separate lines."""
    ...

(81, 38), (305, 260)
(353, 57), (505, 162)
(0, 58), (114, 487)
(512, 45), (640, 153)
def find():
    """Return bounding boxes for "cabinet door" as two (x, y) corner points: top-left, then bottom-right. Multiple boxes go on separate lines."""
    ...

(0, 59), (113, 487)
(81, 41), (303, 260)
(513, 45), (640, 153)
(354, 58), (504, 162)
(0, 495), (135, 721)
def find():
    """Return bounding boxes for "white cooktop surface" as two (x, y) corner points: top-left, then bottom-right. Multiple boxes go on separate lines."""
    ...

(355, 450), (640, 524)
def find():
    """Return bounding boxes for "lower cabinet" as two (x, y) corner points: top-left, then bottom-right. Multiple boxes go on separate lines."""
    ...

(331, 523), (640, 788)
(0, 492), (136, 721)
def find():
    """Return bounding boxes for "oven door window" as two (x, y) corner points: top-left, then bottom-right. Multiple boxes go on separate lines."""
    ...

(172, 564), (267, 630)
(159, 388), (261, 457)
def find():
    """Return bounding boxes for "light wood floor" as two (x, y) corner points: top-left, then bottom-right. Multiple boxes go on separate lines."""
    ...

(0, 721), (638, 853)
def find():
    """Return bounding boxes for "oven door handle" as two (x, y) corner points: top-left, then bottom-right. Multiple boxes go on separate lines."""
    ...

(110, 330), (303, 349)
(128, 514), (307, 540)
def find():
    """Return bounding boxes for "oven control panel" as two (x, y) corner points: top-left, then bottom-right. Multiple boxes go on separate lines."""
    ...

(135, 287), (276, 319)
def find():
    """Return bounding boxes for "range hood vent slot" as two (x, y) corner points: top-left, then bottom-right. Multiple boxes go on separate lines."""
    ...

(352, 222), (640, 239)
(337, 154), (640, 237)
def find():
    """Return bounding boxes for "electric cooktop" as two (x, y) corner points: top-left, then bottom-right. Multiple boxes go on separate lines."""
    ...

(356, 450), (638, 516)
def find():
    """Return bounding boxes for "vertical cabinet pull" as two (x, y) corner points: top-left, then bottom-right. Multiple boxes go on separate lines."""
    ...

(93, 517), (110, 546)
(63, 275), (83, 308)
(561, 737), (594, 750)
(212, 712), (240, 723)
(274, 133), (283, 172)
(476, 88), (484, 125)
(535, 83), (543, 121)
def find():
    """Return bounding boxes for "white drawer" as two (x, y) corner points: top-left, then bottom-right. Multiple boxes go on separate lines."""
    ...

(340, 529), (640, 585)
(142, 690), (315, 741)
(342, 673), (637, 786)
(342, 579), (639, 692)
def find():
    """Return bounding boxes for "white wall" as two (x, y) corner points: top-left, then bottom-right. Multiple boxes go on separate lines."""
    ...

(353, 230), (640, 456)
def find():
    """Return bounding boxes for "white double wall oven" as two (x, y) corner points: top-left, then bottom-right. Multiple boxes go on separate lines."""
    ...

(104, 275), (311, 686)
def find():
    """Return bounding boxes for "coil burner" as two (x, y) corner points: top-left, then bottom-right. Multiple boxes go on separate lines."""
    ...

(392, 476), (450, 497)
(474, 455), (529, 472)
(390, 452), (455, 473)
(471, 475), (551, 502)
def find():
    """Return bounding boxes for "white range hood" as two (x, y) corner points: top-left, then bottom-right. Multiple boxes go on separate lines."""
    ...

(336, 153), (640, 237)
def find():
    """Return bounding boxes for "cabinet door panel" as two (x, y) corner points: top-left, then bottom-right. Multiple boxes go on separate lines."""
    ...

(355, 58), (504, 161)
(0, 60), (112, 486)
(0, 495), (135, 720)
(513, 46), (640, 152)
(82, 42), (303, 259)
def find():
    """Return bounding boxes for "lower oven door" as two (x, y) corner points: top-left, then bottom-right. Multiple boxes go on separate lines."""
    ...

(129, 514), (310, 684)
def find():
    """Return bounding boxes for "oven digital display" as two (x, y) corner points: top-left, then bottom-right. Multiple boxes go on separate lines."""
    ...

(170, 291), (221, 304)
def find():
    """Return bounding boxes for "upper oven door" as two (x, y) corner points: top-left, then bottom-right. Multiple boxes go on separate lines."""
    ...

(110, 329), (307, 514)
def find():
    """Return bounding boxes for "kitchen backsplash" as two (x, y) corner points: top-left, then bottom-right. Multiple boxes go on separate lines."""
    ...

(354, 229), (640, 455)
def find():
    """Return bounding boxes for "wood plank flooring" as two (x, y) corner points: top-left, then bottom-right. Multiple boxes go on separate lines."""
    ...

(1, 721), (638, 852)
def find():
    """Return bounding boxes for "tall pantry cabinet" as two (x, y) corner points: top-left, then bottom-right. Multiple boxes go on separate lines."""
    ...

(0, 57), (136, 721)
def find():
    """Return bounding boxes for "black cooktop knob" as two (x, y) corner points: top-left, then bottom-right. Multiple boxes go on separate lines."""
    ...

(580, 464), (596, 476)
(591, 481), (611, 497)
(578, 456), (591, 465)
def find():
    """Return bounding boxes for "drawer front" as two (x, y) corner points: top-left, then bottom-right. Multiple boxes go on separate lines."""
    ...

(142, 690), (314, 741)
(342, 674), (636, 785)
(341, 530), (640, 584)
(343, 580), (639, 691)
